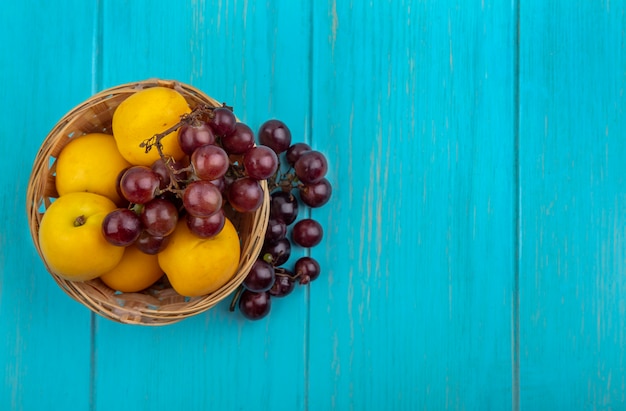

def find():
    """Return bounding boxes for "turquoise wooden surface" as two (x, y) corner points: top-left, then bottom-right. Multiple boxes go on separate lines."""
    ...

(1, 1), (625, 410)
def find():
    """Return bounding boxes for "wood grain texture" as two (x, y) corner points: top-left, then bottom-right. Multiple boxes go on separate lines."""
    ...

(308, 1), (516, 409)
(0, 2), (98, 410)
(519, 2), (626, 409)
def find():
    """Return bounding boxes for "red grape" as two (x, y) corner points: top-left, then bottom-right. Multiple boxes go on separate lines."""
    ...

(115, 166), (131, 206)
(135, 231), (170, 255)
(286, 143), (311, 166)
(243, 260), (276, 292)
(151, 158), (187, 189)
(177, 121), (216, 155)
(261, 238), (291, 266)
(265, 218), (287, 243)
(102, 208), (142, 246)
(156, 190), (183, 211)
(270, 191), (298, 225)
(186, 209), (225, 238)
(258, 119), (292, 154)
(294, 150), (328, 184)
(223, 173), (236, 189)
(209, 107), (237, 136)
(183, 180), (222, 217)
(140, 198), (179, 237)
(227, 177), (264, 212)
(299, 178), (332, 207)
(295, 257), (321, 285)
(243, 145), (278, 180)
(119, 166), (160, 204)
(191, 144), (229, 180)
(238, 290), (271, 320)
(209, 176), (226, 193)
(269, 271), (296, 297)
(292, 218), (323, 248)
(221, 122), (255, 154)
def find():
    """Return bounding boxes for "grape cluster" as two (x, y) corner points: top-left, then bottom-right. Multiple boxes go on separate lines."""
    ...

(233, 120), (332, 321)
(101, 105), (279, 253)
(100, 101), (332, 322)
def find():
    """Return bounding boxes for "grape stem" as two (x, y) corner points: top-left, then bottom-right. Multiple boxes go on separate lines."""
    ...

(229, 285), (244, 312)
(275, 267), (300, 281)
(139, 104), (217, 154)
(140, 104), (224, 194)
(267, 165), (300, 193)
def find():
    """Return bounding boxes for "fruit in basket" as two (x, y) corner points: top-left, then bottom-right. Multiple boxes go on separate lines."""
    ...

(55, 133), (131, 205)
(38, 192), (125, 281)
(99, 245), (163, 292)
(158, 217), (240, 297)
(102, 208), (142, 246)
(118, 166), (161, 204)
(112, 86), (190, 166)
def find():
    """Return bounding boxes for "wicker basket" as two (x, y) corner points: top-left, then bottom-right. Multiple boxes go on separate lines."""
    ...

(26, 79), (270, 326)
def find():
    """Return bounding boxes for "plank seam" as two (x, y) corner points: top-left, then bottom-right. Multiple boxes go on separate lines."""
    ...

(303, 1), (314, 410)
(91, 0), (103, 95)
(89, 1), (104, 410)
(512, 0), (521, 410)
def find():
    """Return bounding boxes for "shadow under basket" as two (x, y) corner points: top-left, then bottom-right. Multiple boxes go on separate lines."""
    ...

(26, 79), (269, 326)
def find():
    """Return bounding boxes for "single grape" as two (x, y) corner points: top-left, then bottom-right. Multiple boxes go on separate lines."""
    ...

(243, 145), (279, 180)
(186, 209), (225, 238)
(135, 230), (170, 255)
(183, 180), (223, 217)
(156, 190), (183, 212)
(270, 191), (298, 225)
(299, 178), (332, 208)
(265, 218), (287, 243)
(238, 290), (271, 320)
(285, 142), (311, 166)
(243, 260), (276, 292)
(292, 218), (323, 248)
(209, 107), (237, 136)
(209, 176), (226, 193)
(151, 158), (187, 189)
(227, 177), (264, 212)
(261, 238), (291, 266)
(151, 159), (171, 190)
(223, 173), (236, 189)
(258, 119), (292, 154)
(294, 150), (328, 184)
(295, 257), (321, 285)
(115, 166), (131, 206)
(119, 166), (160, 204)
(178, 121), (216, 155)
(221, 122), (255, 154)
(140, 198), (179, 237)
(102, 208), (142, 246)
(191, 144), (230, 180)
(269, 270), (296, 297)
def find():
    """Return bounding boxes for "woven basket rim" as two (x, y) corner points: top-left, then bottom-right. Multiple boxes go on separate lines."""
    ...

(26, 78), (269, 326)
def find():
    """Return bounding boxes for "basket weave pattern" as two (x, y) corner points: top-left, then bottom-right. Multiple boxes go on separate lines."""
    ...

(26, 79), (269, 325)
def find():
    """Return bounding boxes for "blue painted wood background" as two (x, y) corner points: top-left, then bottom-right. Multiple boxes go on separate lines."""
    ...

(1, 1), (625, 410)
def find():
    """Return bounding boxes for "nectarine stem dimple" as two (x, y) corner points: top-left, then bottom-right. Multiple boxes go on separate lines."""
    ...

(73, 215), (86, 227)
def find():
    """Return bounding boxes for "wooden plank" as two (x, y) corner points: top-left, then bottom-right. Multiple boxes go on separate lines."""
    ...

(519, 2), (626, 409)
(308, 1), (517, 409)
(0, 2), (97, 410)
(92, 1), (312, 410)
